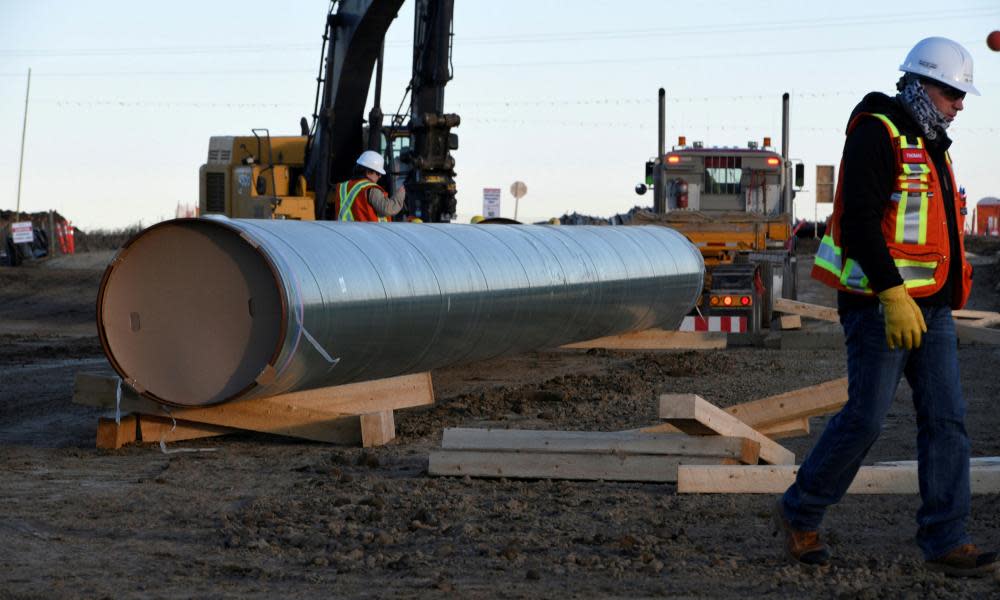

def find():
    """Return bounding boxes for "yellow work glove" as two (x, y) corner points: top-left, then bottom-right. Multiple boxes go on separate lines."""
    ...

(877, 284), (927, 350)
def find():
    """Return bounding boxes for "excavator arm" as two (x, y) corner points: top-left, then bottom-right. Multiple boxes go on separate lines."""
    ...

(307, 0), (405, 219)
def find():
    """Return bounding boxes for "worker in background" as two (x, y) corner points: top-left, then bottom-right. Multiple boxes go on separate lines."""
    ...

(332, 151), (406, 222)
(774, 37), (996, 577)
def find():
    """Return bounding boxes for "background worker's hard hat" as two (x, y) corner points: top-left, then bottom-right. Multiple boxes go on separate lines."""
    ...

(900, 37), (979, 96)
(471, 215), (485, 224)
(357, 150), (386, 175)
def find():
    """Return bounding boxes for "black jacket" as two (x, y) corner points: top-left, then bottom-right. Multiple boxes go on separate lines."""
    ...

(835, 92), (962, 311)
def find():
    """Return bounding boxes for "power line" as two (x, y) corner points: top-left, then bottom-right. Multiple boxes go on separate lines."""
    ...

(1, 7), (994, 58)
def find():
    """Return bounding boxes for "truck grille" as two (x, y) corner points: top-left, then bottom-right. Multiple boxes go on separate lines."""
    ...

(205, 172), (226, 213)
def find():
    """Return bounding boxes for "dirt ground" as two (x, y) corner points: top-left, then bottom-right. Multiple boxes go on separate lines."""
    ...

(2, 242), (1000, 599)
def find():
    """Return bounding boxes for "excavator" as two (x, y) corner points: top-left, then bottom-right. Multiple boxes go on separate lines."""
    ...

(198, 0), (460, 223)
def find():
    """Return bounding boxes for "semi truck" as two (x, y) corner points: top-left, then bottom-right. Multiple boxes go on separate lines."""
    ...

(635, 89), (804, 333)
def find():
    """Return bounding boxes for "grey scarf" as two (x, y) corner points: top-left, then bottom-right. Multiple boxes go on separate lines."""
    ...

(897, 76), (950, 141)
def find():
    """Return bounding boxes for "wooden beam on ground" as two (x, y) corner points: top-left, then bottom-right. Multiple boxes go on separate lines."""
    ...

(952, 309), (1000, 328)
(658, 394), (795, 465)
(428, 451), (735, 483)
(440, 428), (760, 464)
(96, 414), (137, 449)
(561, 329), (726, 350)
(755, 417), (810, 439)
(73, 372), (433, 445)
(778, 315), (802, 330)
(677, 464), (1000, 494)
(724, 377), (848, 430)
(773, 298), (838, 323)
(138, 414), (234, 443)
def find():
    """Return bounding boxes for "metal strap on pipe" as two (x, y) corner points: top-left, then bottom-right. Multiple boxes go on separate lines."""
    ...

(97, 219), (704, 407)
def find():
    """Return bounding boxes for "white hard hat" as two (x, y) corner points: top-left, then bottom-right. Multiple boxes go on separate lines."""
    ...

(356, 150), (386, 175)
(899, 37), (979, 96)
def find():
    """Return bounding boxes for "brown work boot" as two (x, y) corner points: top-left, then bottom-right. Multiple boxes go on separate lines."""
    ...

(772, 500), (831, 566)
(925, 544), (999, 578)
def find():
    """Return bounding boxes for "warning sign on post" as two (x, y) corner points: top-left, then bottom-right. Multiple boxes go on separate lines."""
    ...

(482, 188), (501, 218)
(11, 221), (33, 244)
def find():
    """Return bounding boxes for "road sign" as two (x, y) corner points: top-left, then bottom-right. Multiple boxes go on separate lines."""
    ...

(510, 181), (527, 199)
(11, 221), (33, 244)
(483, 188), (501, 218)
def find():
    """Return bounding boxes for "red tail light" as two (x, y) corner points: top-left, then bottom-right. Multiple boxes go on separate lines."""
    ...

(740, 296), (752, 306)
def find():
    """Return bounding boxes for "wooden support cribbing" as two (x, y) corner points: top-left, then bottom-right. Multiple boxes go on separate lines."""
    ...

(360, 410), (395, 448)
(658, 394), (795, 465)
(677, 464), (1000, 494)
(778, 315), (802, 330)
(138, 414), (234, 443)
(560, 329), (727, 350)
(73, 372), (432, 446)
(96, 414), (137, 449)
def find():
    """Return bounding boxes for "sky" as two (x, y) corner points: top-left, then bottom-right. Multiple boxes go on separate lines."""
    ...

(1, 0), (998, 231)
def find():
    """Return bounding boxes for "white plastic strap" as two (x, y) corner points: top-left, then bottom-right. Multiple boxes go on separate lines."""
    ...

(156, 405), (217, 455)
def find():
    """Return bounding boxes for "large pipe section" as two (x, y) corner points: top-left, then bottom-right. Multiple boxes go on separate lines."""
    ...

(97, 219), (704, 407)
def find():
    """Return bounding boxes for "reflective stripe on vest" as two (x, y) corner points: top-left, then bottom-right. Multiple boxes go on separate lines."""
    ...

(337, 180), (377, 221)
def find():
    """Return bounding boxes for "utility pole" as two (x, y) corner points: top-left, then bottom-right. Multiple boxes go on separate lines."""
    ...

(15, 68), (31, 222)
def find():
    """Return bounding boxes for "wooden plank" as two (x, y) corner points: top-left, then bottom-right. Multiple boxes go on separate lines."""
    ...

(360, 410), (395, 448)
(952, 309), (1000, 327)
(73, 372), (434, 416)
(677, 464), (1000, 494)
(755, 417), (810, 440)
(138, 414), (234, 443)
(778, 314), (802, 330)
(658, 394), (795, 465)
(260, 372), (434, 414)
(955, 322), (1000, 346)
(441, 428), (760, 464)
(73, 372), (435, 444)
(561, 329), (726, 350)
(773, 298), (839, 323)
(638, 416), (810, 440)
(96, 414), (137, 449)
(875, 457), (1000, 468)
(428, 450), (733, 482)
(724, 378), (848, 430)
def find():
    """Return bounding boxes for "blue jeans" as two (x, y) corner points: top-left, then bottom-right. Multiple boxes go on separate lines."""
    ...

(781, 304), (970, 560)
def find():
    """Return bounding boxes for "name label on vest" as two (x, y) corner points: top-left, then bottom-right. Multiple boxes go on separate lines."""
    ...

(902, 149), (927, 164)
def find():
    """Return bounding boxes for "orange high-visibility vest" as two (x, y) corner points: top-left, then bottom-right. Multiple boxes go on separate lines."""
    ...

(812, 112), (972, 308)
(335, 179), (389, 222)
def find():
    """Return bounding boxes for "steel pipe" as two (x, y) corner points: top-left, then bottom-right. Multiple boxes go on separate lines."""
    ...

(97, 219), (704, 407)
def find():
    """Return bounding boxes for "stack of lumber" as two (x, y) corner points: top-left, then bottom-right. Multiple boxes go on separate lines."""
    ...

(429, 379), (852, 483)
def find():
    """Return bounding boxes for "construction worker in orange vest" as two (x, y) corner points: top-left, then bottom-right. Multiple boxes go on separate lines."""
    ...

(332, 151), (406, 222)
(774, 37), (996, 577)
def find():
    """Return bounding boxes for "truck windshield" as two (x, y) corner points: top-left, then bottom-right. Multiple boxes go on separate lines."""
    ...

(704, 156), (742, 195)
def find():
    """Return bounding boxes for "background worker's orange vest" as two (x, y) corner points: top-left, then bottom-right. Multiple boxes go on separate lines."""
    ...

(812, 113), (972, 308)
(334, 179), (389, 222)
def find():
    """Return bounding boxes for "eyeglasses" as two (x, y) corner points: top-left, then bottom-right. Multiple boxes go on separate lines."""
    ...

(928, 81), (966, 102)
